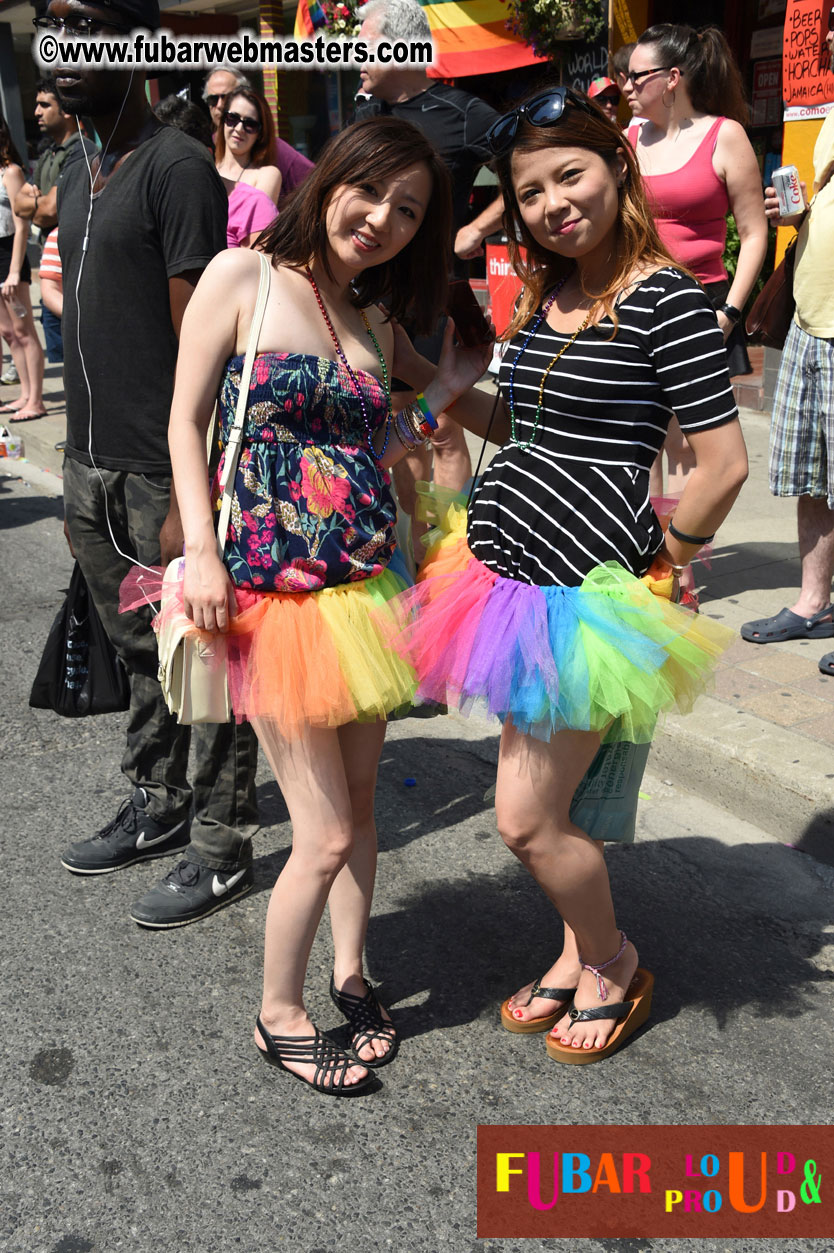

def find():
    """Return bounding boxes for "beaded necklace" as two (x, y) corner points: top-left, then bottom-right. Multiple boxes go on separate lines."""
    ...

(508, 278), (593, 452)
(305, 266), (391, 459)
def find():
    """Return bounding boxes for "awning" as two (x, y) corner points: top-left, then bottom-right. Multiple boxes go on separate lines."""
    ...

(293, 0), (545, 77)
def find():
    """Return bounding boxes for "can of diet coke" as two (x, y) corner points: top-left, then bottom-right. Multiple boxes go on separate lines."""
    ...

(772, 165), (805, 217)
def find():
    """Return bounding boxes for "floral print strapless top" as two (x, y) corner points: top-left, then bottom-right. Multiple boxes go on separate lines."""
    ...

(212, 351), (396, 593)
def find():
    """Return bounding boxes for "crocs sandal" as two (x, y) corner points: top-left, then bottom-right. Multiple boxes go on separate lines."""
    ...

(819, 652), (834, 677)
(741, 605), (834, 644)
(255, 1016), (379, 1096)
(329, 974), (399, 1068)
(500, 978), (577, 1034)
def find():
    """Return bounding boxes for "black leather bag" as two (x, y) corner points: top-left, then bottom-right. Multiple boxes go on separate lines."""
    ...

(29, 562), (131, 717)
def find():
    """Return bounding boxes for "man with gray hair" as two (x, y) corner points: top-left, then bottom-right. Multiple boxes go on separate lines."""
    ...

(202, 66), (314, 200)
(355, 0), (504, 538)
(356, 0), (503, 262)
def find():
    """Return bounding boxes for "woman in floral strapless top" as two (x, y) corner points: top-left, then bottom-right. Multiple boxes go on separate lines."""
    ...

(167, 118), (493, 1098)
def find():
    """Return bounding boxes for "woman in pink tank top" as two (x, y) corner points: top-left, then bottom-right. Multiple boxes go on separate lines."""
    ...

(625, 24), (766, 606)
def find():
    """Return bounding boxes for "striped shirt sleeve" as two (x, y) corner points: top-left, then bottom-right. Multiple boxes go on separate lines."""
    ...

(648, 271), (738, 433)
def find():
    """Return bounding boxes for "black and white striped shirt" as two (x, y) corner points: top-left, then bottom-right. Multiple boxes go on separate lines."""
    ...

(469, 268), (738, 588)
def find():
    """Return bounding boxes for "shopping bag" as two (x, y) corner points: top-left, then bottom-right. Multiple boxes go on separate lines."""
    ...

(29, 562), (131, 717)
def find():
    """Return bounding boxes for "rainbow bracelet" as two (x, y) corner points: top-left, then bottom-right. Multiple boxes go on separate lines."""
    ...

(414, 392), (438, 430)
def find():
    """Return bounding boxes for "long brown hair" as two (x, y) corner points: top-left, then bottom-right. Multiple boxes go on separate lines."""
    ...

(637, 24), (749, 125)
(494, 92), (679, 339)
(0, 114), (22, 169)
(214, 87), (276, 168)
(256, 117), (452, 333)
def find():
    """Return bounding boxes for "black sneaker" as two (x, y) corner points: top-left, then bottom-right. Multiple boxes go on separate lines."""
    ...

(130, 859), (254, 929)
(61, 787), (190, 875)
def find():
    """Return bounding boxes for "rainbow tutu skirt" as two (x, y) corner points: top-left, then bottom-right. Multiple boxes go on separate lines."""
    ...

(121, 561), (417, 735)
(384, 497), (733, 744)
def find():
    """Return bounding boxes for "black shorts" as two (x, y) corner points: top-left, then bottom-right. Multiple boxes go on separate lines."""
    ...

(0, 234), (32, 286)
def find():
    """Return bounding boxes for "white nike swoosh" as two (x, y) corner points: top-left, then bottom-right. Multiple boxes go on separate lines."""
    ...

(212, 869), (247, 897)
(136, 820), (186, 850)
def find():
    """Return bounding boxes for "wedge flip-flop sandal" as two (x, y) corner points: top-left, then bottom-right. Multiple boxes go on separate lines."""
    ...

(740, 605), (834, 644)
(500, 978), (577, 1034)
(545, 968), (654, 1064)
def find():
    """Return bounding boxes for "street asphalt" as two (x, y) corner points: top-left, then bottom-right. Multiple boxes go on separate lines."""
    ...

(2, 468), (833, 1253)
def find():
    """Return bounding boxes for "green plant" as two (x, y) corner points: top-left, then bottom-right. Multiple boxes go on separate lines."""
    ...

(506, 0), (607, 54)
(323, 0), (360, 37)
(722, 213), (776, 314)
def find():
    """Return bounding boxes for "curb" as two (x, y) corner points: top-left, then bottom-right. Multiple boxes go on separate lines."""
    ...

(649, 696), (834, 867)
(1, 457), (63, 497)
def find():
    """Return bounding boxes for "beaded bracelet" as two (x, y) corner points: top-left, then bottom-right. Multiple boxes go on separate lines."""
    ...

(414, 392), (438, 431)
(394, 405), (431, 451)
(668, 520), (715, 546)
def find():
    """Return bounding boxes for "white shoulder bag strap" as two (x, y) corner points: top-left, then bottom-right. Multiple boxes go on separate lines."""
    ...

(215, 250), (271, 559)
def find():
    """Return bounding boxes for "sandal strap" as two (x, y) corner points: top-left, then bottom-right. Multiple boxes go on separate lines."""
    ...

(330, 975), (396, 1052)
(568, 1000), (634, 1024)
(256, 1018), (357, 1092)
(527, 979), (576, 1005)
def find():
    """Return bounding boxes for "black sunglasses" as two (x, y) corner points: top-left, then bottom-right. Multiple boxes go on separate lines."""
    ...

(485, 87), (598, 157)
(33, 14), (132, 36)
(624, 65), (672, 86)
(222, 110), (260, 135)
(205, 93), (227, 108)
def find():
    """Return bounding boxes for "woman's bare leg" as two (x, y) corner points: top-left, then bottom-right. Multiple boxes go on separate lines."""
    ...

(12, 286), (44, 411)
(327, 719), (395, 1063)
(251, 717), (369, 1088)
(496, 722), (639, 1052)
(0, 297), (31, 409)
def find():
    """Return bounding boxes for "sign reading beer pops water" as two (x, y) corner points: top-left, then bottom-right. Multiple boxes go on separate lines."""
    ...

(782, 0), (834, 106)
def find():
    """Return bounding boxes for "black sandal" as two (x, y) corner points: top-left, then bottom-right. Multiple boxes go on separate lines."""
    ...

(500, 979), (577, 1034)
(329, 974), (399, 1068)
(255, 1016), (378, 1097)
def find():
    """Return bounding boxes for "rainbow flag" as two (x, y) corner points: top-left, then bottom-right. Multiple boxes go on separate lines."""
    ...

(295, 0), (327, 36)
(423, 0), (545, 77)
(293, 0), (545, 76)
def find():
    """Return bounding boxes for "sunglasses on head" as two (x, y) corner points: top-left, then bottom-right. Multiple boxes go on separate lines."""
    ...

(222, 110), (260, 135)
(485, 87), (599, 157)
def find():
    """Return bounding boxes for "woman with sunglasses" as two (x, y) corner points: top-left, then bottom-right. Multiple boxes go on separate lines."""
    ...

(215, 87), (282, 206)
(388, 87), (747, 1062)
(163, 117), (483, 1096)
(625, 25), (766, 606)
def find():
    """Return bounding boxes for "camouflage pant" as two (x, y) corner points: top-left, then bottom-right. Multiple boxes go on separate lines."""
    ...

(63, 456), (259, 870)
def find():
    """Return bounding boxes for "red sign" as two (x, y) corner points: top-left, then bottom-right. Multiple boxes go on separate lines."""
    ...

(783, 0), (834, 107)
(478, 1125), (833, 1239)
(485, 242), (523, 337)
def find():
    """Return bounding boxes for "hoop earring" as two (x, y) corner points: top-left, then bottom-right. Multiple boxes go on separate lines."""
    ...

(661, 87), (676, 109)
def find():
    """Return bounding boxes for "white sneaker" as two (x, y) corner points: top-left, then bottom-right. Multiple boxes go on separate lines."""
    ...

(0, 364), (19, 385)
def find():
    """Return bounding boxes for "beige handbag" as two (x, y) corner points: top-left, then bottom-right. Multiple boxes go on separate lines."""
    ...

(157, 252), (271, 724)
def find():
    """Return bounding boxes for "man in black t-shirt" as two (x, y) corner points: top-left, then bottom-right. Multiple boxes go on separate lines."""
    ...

(354, 0), (503, 553)
(50, 0), (259, 929)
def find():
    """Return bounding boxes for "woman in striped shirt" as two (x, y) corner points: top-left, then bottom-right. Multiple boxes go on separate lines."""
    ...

(391, 88), (748, 1062)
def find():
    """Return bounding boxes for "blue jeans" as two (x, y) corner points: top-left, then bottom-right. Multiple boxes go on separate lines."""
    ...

(41, 306), (63, 364)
